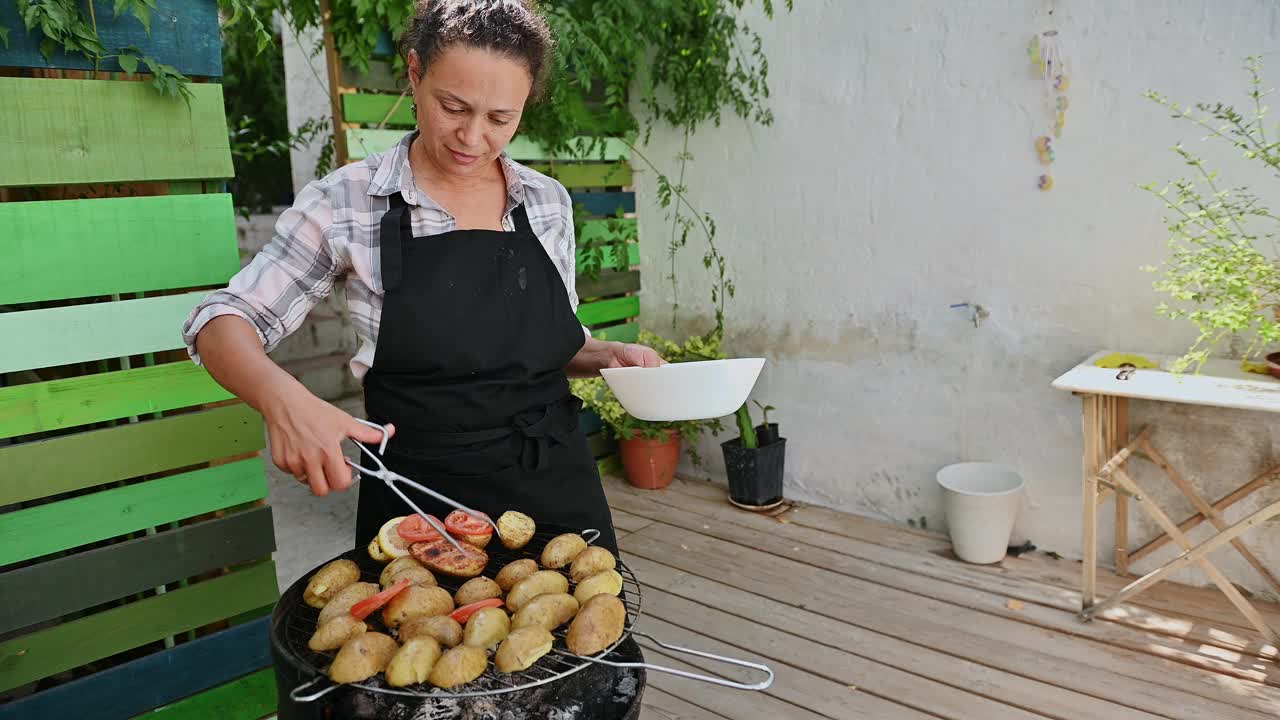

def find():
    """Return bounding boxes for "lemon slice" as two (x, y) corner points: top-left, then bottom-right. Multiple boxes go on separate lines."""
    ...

(378, 516), (412, 559)
(368, 536), (391, 563)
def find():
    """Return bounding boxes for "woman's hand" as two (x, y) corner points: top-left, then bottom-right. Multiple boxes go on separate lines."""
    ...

(566, 337), (665, 378)
(262, 384), (396, 497)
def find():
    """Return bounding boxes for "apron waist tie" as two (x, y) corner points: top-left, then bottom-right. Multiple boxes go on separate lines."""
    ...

(376, 396), (583, 472)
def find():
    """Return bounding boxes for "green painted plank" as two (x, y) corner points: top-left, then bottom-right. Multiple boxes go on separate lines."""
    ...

(578, 296), (640, 326)
(592, 323), (641, 343)
(577, 270), (641, 300)
(0, 292), (207, 373)
(0, 507), (276, 635)
(0, 561), (278, 694)
(343, 92), (414, 127)
(0, 194), (239, 304)
(0, 0), (223, 76)
(526, 162), (632, 188)
(345, 128), (630, 163)
(0, 361), (234, 440)
(139, 667), (277, 720)
(0, 459), (268, 566)
(1, 404), (264, 506)
(577, 220), (640, 267)
(0, 78), (233, 187)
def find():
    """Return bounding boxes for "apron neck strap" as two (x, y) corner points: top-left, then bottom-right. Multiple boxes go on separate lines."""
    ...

(510, 203), (533, 235)
(379, 192), (410, 293)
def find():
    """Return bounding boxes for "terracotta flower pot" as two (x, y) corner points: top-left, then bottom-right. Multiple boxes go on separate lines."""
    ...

(619, 430), (682, 490)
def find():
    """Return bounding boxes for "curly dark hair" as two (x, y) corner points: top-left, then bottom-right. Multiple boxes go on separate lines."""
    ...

(400, 0), (555, 103)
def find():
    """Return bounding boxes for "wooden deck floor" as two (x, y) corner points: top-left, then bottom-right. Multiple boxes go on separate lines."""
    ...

(605, 475), (1280, 720)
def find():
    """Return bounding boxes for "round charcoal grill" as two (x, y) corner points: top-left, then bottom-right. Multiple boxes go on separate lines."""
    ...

(273, 527), (773, 718)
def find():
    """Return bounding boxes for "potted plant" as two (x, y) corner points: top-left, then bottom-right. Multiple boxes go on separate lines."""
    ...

(1143, 56), (1280, 374)
(720, 400), (786, 509)
(571, 331), (725, 489)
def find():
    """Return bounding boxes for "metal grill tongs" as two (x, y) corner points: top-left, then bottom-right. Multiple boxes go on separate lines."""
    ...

(345, 419), (504, 553)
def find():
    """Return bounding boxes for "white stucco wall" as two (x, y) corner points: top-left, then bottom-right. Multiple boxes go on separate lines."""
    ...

(634, 0), (1280, 597)
(281, 19), (331, 196)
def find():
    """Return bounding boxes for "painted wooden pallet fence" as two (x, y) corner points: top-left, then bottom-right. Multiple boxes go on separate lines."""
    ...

(0, 25), (279, 719)
(325, 34), (640, 480)
(0, 0), (223, 77)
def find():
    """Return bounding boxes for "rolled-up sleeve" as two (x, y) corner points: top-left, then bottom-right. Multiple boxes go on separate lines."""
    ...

(182, 179), (346, 364)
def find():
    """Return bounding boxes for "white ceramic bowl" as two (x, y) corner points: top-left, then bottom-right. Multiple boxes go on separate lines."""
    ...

(599, 358), (766, 422)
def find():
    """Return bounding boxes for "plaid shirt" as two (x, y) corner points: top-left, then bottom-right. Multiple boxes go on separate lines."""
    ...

(182, 131), (586, 380)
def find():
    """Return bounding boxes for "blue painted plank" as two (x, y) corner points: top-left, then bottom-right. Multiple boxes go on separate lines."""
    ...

(373, 30), (395, 57)
(571, 191), (635, 217)
(0, 616), (271, 720)
(0, 0), (222, 77)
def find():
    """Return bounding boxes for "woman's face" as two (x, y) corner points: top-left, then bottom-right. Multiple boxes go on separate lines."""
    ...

(408, 44), (532, 179)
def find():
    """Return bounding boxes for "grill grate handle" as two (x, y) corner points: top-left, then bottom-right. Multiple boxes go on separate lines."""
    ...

(290, 675), (341, 703)
(558, 630), (775, 691)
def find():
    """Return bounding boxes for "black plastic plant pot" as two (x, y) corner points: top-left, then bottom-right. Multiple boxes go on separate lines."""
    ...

(721, 431), (786, 507)
(755, 423), (780, 446)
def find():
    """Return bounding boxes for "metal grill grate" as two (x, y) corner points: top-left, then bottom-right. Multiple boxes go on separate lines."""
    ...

(278, 530), (643, 700)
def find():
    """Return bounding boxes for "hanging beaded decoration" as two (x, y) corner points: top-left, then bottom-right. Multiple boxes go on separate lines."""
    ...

(1028, 25), (1069, 190)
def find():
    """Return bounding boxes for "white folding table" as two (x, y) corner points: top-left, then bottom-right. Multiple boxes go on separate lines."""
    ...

(1052, 350), (1280, 642)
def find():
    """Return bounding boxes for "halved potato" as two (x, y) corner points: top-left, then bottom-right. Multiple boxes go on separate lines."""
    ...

(454, 576), (502, 607)
(495, 559), (538, 592)
(329, 632), (398, 684)
(565, 594), (626, 656)
(386, 637), (442, 687)
(495, 627), (554, 672)
(570, 546), (617, 583)
(382, 585), (454, 628)
(505, 570), (569, 612)
(573, 569), (624, 605)
(462, 606), (510, 650)
(540, 533), (588, 569)
(429, 645), (488, 689)
(399, 614), (464, 648)
(511, 592), (579, 632)
(317, 582), (379, 625)
(308, 614), (367, 652)
(380, 556), (425, 588)
(497, 510), (536, 549)
(303, 559), (360, 608)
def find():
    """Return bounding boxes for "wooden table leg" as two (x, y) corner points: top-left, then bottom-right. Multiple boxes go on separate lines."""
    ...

(1081, 394), (1102, 611)
(1113, 397), (1129, 575)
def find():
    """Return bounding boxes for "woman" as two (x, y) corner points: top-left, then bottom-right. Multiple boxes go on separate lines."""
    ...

(183, 0), (661, 555)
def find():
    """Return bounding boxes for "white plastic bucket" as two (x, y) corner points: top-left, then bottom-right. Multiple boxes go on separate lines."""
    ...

(937, 462), (1025, 564)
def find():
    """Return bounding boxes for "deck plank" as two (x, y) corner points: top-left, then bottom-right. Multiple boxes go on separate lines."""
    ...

(640, 687), (731, 719)
(613, 477), (1280, 667)
(638, 584), (1051, 719)
(607, 479), (1280, 719)
(624, 554), (1160, 720)
(620, 526), (1277, 720)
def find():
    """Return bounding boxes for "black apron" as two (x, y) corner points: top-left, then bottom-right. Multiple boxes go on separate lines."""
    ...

(354, 190), (620, 554)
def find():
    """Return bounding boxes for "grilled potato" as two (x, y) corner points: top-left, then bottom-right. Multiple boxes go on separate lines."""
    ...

(497, 510), (536, 549)
(317, 582), (379, 625)
(386, 637), (442, 687)
(570, 546), (617, 583)
(495, 627), (555, 672)
(574, 569), (624, 605)
(540, 533), (588, 569)
(505, 570), (569, 612)
(329, 632), (398, 684)
(429, 645), (488, 689)
(511, 593), (579, 632)
(399, 614), (464, 648)
(308, 614), (367, 652)
(388, 566), (438, 589)
(383, 585), (454, 628)
(462, 606), (511, 650)
(453, 576), (502, 607)
(565, 594), (625, 656)
(303, 559), (360, 608)
(380, 556), (426, 588)
(411, 537), (488, 578)
(494, 558), (538, 592)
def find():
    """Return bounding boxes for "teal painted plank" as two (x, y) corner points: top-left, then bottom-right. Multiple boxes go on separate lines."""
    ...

(0, 361), (234, 440)
(0, 0), (222, 76)
(0, 561), (278, 694)
(592, 323), (641, 343)
(0, 459), (268, 565)
(0, 78), (233, 186)
(0, 617), (272, 720)
(572, 191), (635, 216)
(0, 292), (206, 373)
(0, 194), (238, 304)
